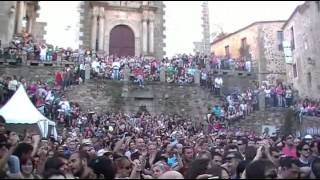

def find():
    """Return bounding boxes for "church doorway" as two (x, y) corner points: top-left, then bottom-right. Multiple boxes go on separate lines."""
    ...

(109, 25), (135, 57)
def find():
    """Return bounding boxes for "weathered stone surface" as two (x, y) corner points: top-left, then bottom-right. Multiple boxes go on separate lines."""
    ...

(194, 70), (200, 85)
(259, 91), (266, 111)
(160, 67), (166, 82)
(283, 1), (320, 99)
(79, 1), (166, 59)
(211, 21), (286, 85)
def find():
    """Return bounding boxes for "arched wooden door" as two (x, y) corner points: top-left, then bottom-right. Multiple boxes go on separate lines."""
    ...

(109, 25), (135, 57)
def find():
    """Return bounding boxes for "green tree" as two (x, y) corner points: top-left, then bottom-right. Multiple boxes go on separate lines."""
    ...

(281, 109), (298, 136)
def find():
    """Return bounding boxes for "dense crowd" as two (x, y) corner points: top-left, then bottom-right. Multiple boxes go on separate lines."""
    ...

(1, 35), (320, 179)
(1, 111), (320, 179)
(0, 69), (320, 179)
(0, 34), (253, 88)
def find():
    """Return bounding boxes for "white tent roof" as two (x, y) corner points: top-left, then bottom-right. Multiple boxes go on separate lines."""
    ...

(0, 85), (57, 138)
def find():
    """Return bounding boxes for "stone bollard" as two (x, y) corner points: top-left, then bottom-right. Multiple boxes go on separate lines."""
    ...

(57, 53), (62, 62)
(160, 66), (166, 83)
(85, 63), (91, 80)
(194, 69), (201, 85)
(259, 90), (266, 111)
(124, 64), (130, 82)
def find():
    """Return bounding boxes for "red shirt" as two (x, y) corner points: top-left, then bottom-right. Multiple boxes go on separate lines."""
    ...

(55, 72), (62, 82)
(282, 145), (297, 158)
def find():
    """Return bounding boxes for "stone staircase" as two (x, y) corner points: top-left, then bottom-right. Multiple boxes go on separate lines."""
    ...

(230, 107), (287, 134)
(64, 79), (222, 117)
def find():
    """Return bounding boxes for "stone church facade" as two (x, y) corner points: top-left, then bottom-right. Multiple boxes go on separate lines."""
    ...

(0, 1), (42, 47)
(79, 1), (166, 59)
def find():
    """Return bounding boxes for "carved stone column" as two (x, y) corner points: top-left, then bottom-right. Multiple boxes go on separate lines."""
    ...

(16, 1), (25, 34)
(142, 19), (148, 55)
(148, 20), (154, 54)
(91, 7), (98, 50)
(27, 16), (33, 34)
(98, 7), (105, 51)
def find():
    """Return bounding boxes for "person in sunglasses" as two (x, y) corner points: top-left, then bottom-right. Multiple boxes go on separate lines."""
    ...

(296, 142), (311, 168)
(268, 146), (282, 168)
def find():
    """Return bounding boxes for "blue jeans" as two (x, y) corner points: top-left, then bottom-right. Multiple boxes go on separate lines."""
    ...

(277, 95), (283, 107)
(138, 78), (144, 87)
(47, 55), (52, 61)
(112, 69), (119, 80)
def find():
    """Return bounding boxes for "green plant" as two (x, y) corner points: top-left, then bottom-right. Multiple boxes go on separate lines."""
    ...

(281, 109), (298, 136)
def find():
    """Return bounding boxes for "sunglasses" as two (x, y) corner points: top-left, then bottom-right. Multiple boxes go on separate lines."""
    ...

(303, 148), (310, 151)
(273, 155), (280, 159)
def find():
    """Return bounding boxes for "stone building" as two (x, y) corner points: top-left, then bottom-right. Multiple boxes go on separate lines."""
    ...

(201, 1), (211, 56)
(31, 21), (47, 44)
(79, 1), (166, 59)
(282, 1), (320, 99)
(0, 1), (40, 47)
(211, 21), (287, 85)
(193, 1), (211, 56)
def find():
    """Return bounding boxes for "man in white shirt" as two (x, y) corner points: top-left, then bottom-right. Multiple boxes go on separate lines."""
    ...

(265, 86), (271, 108)
(40, 44), (47, 61)
(59, 97), (71, 127)
(214, 76), (223, 96)
(8, 76), (18, 98)
(201, 71), (208, 87)
(245, 60), (252, 72)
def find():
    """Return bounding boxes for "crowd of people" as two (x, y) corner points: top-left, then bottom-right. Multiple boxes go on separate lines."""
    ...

(1, 109), (320, 179)
(296, 99), (320, 118)
(0, 34), (254, 89)
(0, 69), (320, 179)
(1, 34), (320, 179)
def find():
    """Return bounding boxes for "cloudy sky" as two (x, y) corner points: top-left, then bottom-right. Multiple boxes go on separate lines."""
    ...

(39, 1), (304, 57)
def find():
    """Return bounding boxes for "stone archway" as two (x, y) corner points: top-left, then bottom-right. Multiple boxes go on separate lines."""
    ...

(109, 25), (135, 57)
(104, 20), (141, 56)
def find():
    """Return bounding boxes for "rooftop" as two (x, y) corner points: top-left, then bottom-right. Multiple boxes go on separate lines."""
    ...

(211, 20), (287, 45)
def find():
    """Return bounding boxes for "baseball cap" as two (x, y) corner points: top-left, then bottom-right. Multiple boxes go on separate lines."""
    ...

(304, 135), (313, 140)
(97, 149), (109, 157)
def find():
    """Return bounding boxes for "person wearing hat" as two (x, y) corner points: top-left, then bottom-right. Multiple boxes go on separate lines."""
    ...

(303, 134), (313, 145)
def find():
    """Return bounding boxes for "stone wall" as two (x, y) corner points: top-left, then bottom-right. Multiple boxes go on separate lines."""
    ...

(283, 1), (320, 98)
(259, 22), (286, 84)
(79, 1), (92, 49)
(153, 1), (166, 58)
(0, 66), (59, 81)
(32, 22), (47, 44)
(211, 21), (286, 85)
(211, 24), (259, 68)
(234, 107), (320, 136)
(79, 1), (166, 59)
(0, 1), (17, 47)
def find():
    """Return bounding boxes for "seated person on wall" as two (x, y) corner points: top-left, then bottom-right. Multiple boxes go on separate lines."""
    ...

(178, 76), (187, 86)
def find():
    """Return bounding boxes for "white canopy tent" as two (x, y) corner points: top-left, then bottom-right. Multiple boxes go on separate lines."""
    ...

(0, 85), (57, 139)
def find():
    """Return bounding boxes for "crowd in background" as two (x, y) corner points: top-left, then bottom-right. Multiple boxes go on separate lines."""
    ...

(1, 34), (320, 179)
(0, 69), (320, 179)
(1, 108), (320, 179)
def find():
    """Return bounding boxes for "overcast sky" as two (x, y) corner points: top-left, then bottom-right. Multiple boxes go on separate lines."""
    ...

(39, 1), (304, 57)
